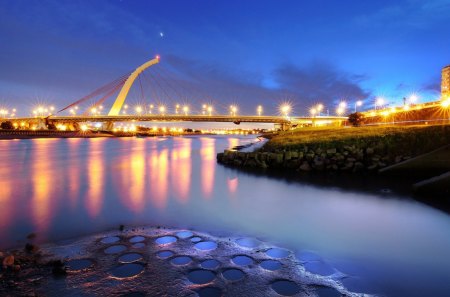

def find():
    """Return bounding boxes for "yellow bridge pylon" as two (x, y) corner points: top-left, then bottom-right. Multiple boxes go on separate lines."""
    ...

(108, 55), (160, 116)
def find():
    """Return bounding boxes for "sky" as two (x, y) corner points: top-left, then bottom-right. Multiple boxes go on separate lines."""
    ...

(1, 0), (450, 116)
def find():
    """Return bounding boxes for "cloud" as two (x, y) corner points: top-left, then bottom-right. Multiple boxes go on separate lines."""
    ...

(273, 61), (371, 107)
(159, 55), (370, 115)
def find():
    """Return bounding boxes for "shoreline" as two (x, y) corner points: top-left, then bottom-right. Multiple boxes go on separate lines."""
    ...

(217, 124), (450, 209)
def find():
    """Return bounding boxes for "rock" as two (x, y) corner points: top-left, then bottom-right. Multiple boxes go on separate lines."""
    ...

(25, 243), (39, 253)
(366, 147), (374, 155)
(284, 151), (292, 161)
(3, 255), (14, 267)
(216, 152), (224, 161)
(299, 162), (311, 171)
(326, 148), (336, 154)
(50, 260), (66, 277)
(233, 159), (243, 166)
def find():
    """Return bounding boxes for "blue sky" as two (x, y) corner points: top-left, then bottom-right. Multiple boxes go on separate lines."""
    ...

(0, 0), (449, 116)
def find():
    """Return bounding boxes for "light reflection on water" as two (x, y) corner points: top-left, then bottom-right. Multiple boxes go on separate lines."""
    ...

(0, 136), (449, 296)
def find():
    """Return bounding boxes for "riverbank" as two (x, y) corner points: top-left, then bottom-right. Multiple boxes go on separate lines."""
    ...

(217, 124), (450, 203)
(0, 226), (361, 297)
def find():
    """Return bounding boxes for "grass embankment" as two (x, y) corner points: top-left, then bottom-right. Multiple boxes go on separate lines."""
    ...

(263, 124), (450, 157)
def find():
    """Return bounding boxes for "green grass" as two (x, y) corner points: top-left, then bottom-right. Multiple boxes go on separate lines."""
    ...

(264, 124), (450, 152)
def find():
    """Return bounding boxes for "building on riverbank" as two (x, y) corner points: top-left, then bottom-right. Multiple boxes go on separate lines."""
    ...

(442, 65), (450, 100)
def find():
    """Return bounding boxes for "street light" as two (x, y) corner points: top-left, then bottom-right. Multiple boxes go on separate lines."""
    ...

(230, 105), (237, 116)
(183, 105), (189, 115)
(280, 104), (291, 117)
(256, 105), (262, 116)
(375, 97), (384, 109)
(207, 105), (213, 116)
(159, 105), (166, 115)
(135, 106), (143, 115)
(355, 100), (362, 112)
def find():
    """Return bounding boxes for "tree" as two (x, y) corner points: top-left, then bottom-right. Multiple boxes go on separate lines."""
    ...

(348, 112), (365, 127)
(0, 121), (14, 130)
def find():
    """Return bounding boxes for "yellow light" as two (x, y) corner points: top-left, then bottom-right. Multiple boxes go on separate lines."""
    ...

(280, 104), (291, 116)
(183, 105), (189, 114)
(159, 106), (166, 113)
(81, 124), (88, 132)
(310, 108), (317, 115)
(202, 104), (207, 109)
(317, 104), (323, 111)
(135, 106), (143, 113)
(441, 99), (450, 108)
(403, 105), (410, 111)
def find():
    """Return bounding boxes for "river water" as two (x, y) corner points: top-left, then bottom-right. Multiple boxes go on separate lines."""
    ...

(0, 136), (449, 296)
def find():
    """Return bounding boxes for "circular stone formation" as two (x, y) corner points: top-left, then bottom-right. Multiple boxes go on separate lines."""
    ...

(271, 280), (301, 296)
(65, 259), (93, 271)
(118, 253), (143, 263)
(187, 269), (216, 284)
(190, 236), (202, 243)
(260, 259), (282, 271)
(132, 242), (146, 249)
(101, 236), (120, 244)
(110, 263), (144, 278)
(157, 250), (174, 259)
(222, 268), (245, 281)
(197, 287), (222, 297)
(235, 237), (260, 248)
(155, 236), (177, 245)
(194, 241), (218, 251)
(200, 259), (220, 269)
(104, 245), (127, 254)
(170, 256), (192, 266)
(129, 236), (145, 243)
(231, 255), (254, 266)
(176, 231), (194, 239)
(266, 248), (290, 259)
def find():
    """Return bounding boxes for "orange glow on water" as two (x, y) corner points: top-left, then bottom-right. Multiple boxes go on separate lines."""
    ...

(85, 139), (104, 218)
(227, 176), (238, 194)
(0, 142), (13, 230)
(31, 139), (56, 235)
(200, 137), (216, 198)
(171, 138), (192, 203)
(67, 138), (81, 208)
(149, 148), (169, 209)
(128, 142), (146, 212)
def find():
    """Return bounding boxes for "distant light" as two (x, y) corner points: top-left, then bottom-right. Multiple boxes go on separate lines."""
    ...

(159, 32), (164, 37)
(409, 94), (418, 103)
(155, 55), (160, 60)
(339, 101), (347, 108)
(280, 103), (291, 116)
(356, 100), (363, 106)
(376, 97), (385, 106)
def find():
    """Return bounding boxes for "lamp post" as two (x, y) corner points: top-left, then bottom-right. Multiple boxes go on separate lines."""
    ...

(354, 100), (362, 112)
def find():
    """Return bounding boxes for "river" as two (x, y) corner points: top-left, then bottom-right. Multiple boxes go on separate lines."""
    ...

(0, 136), (449, 296)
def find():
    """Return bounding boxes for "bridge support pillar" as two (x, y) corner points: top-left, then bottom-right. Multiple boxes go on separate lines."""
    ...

(103, 122), (114, 131)
(275, 123), (291, 131)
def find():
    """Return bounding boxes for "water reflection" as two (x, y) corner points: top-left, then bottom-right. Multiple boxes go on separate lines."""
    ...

(31, 139), (55, 235)
(171, 138), (192, 203)
(86, 139), (105, 218)
(0, 136), (449, 297)
(149, 148), (168, 209)
(200, 137), (216, 198)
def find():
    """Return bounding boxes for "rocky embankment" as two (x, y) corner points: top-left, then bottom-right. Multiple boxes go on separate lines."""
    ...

(217, 125), (450, 174)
